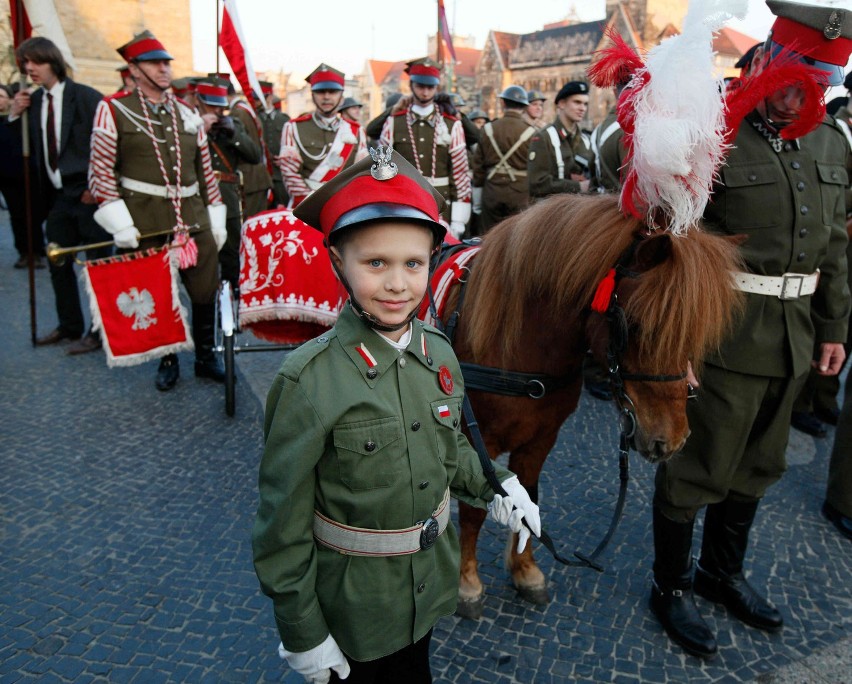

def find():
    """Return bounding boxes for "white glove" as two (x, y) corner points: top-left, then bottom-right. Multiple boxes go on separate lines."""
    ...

(112, 226), (141, 249)
(448, 221), (465, 239)
(488, 475), (541, 553)
(207, 203), (227, 252)
(278, 634), (350, 684)
(471, 186), (483, 215)
(93, 199), (139, 248)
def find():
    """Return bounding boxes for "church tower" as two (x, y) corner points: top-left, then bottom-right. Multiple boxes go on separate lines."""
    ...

(606, 0), (689, 46)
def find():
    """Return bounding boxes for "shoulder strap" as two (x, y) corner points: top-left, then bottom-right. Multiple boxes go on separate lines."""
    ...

(545, 126), (565, 180)
(592, 120), (621, 181)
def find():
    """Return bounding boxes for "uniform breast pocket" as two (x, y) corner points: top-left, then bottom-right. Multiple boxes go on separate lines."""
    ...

(721, 164), (783, 230)
(430, 398), (462, 464)
(333, 417), (404, 491)
(816, 162), (848, 226)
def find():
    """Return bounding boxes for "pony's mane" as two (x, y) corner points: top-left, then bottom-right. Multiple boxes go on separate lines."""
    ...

(463, 193), (744, 373)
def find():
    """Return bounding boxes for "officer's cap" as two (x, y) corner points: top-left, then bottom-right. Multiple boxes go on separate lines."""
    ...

(555, 81), (589, 103)
(117, 30), (173, 62)
(196, 77), (230, 107)
(406, 58), (441, 86)
(766, 0), (852, 86)
(171, 77), (197, 96)
(307, 63), (345, 91)
(259, 80), (274, 95)
(293, 148), (446, 247)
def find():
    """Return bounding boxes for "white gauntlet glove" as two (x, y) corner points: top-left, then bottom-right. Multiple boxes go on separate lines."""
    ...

(93, 200), (140, 249)
(488, 475), (541, 553)
(449, 201), (471, 240)
(278, 634), (350, 684)
(207, 203), (227, 251)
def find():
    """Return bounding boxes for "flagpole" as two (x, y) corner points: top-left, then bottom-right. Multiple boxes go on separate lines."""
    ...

(215, 0), (220, 75)
(436, 0), (443, 68)
(15, 0), (38, 345)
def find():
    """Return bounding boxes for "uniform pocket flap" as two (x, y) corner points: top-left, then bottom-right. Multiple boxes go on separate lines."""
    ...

(722, 163), (780, 188)
(333, 417), (402, 456)
(816, 162), (848, 186)
(431, 398), (461, 429)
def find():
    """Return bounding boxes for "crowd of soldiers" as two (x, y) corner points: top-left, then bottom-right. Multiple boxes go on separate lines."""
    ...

(1, 0), (851, 673)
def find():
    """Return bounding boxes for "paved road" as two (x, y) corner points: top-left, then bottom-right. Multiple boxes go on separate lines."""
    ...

(1, 215), (850, 683)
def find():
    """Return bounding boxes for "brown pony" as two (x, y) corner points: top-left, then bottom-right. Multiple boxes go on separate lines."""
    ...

(444, 192), (744, 618)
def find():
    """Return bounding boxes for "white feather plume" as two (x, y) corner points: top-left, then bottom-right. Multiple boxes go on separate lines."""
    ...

(629, 0), (748, 235)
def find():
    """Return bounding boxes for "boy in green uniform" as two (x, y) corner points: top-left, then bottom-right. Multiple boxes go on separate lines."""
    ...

(252, 149), (540, 683)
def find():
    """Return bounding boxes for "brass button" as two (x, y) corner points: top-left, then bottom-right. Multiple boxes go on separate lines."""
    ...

(367, 368), (378, 379)
(417, 583), (426, 593)
(797, 252), (806, 262)
(831, 171), (838, 179)
(799, 228), (808, 238)
(364, 441), (376, 452)
(419, 481), (429, 490)
(426, 356), (433, 366)
(748, 174), (757, 182)
(411, 421), (421, 431)
(399, 357), (407, 368)
(800, 206), (808, 215)
(797, 181), (805, 191)
(791, 161), (800, 170)
(452, 418), (459, 427)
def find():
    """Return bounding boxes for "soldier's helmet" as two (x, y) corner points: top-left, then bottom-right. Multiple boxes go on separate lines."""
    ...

(450, 93), (466, 108)
(499, 86), (530, 106)
(468, 109), (489, 122)
(294, 148), (446, 248)
(527, 89), (546, 103)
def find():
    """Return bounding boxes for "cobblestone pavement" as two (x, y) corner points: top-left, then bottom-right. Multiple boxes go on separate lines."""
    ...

(1, 216), (850, 683)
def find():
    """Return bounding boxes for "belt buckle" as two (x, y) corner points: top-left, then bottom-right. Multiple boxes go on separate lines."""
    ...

(779, 273), (804, 300)
(419, 517), (440, 551)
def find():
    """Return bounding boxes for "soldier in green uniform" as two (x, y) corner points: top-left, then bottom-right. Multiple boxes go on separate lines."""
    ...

(590, 83), (627, 194)
(89, 31), (228, 391)
(217, 74), (272, 219)
(528, 81), (594, 199)
(471, 86), (537, 232)
(523, 89), (546, 130)
(278, 63), (367, 209)
(649, 1), (851, 660)
(196, 77), (261, 290)
(252, 149), (540, 682)
(378, 58), (471, 238)
(257, 80), (290, 208)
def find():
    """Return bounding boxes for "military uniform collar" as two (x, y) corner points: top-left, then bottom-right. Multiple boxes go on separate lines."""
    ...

(312, 111), (340, 131)
(335, 304), (438, 386)
(504, 110), (524, 120)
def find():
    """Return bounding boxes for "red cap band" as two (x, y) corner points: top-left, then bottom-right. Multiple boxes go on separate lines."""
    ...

(408, 64), (441, 78)
(318, 175), (440, 237)
(772, 16), (852, 66)
(310, 70), (344, 86)
(261, 84), (273, 95)
(122, 37), (167, 61)
(196, 83), (227, 98)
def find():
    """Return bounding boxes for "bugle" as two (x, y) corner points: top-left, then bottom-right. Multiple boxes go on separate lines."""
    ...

(46, 227), (195, 266)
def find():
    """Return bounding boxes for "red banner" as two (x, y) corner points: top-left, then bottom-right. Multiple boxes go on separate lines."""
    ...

(238, 209), (346, 344)
(83, 248), (193, 367)
(220, 0), (263, 102)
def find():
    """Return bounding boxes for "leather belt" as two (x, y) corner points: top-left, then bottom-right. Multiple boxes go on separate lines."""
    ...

(214, 170), (240, 184)
(731, 270), (819, 300)
(120, 177), (200, 199)
(313, 488), (451, 556)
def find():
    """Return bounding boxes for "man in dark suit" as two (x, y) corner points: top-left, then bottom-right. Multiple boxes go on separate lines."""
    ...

(9, 37), (109, 353)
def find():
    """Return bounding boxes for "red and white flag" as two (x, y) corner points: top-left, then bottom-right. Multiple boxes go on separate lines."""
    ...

(83, 249), (193, 367)
(219, 0), (263, 102)
(9, 0), (76, 70)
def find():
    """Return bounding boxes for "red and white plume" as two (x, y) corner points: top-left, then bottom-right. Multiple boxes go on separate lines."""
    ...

(592, 0), (748, 235)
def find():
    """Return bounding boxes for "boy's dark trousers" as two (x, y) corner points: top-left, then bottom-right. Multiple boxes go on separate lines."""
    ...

(330, 629), (432, 684)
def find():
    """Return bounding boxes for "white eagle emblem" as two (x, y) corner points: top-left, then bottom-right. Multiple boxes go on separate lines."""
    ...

(116, 287), (157, 330)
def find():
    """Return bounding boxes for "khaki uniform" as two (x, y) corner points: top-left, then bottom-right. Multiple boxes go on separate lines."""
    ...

(207, 117), (261, 287)
(528, 120), (594, 199)
(471, 110), (536, 232)
(259, 108), (289, 207)
(656, 114), (851, 517)
(253, 305), (510, 661)
(590, 108), (626, 193)
(229, 99), (272, 218)
(380, 107), (470, 222)
(90, 92), (221, 304)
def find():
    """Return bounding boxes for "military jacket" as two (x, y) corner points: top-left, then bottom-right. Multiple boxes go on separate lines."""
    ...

(253, 305), (509, 661)
(706, 114), (850, 378)
(528, 120), (594, 199)
(590, 108), (626, 193)
(229, 99), (272, 194)
(207, 117), (261, 220)
(259, 108), (289, 182)
(91, 92), (217, 235)
(472, 110), (536, 192)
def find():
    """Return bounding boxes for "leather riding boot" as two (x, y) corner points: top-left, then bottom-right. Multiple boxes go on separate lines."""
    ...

(694, 498), (783, 632)
(192, 303), (225, 382)
(649, 507), (718, 659)
(156, 354), (180, 391)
